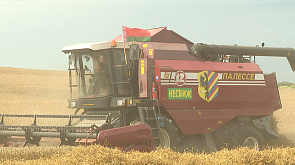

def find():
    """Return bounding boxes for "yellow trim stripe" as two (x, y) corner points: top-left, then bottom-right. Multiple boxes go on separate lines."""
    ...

(149, 49), (153, 55)
(141, 60), (145, 75)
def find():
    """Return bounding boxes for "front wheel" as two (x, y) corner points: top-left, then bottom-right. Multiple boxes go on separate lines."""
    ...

(156, 115), (180, 149)
(131, 115), (180, 149)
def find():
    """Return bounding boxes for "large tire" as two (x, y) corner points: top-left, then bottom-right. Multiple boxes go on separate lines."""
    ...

(158, 115), (180, 149)
(131, 115), (180, 149)
(229, 126), (264, 150)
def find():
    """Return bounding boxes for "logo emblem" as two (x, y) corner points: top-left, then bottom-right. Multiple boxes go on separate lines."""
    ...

(197, 71), (219, 102)
(174, 70), (186, 86)
(164, 72), (171, 78)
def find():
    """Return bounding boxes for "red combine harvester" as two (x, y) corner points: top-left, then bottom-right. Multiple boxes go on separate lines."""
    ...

(1, 27), (295, 152)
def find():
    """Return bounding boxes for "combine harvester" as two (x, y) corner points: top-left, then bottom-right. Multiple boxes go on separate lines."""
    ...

(1, 27), (295, 152)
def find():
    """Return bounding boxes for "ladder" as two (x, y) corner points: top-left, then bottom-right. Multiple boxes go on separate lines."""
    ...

(138, 106), (162, 147)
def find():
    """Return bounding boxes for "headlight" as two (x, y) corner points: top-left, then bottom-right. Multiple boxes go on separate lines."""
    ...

(69, 101), (77, 108)
(116, 99), (125, 106)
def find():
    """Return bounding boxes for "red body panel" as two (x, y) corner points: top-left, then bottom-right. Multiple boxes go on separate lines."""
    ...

(96, 123), (154, 152)
(264, 74), (282, 110)
(154, 60), (280, 134)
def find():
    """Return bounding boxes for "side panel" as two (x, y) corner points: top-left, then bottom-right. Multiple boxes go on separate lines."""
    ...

(167, 109), (237, 134)
(138, 43), (154, 97)
(138, 58), (148, 97)
(156, 60), (273, 135)
(264, 73), (282, 111)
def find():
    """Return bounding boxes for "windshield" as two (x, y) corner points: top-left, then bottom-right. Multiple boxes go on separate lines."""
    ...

(74, 49), (131, 98)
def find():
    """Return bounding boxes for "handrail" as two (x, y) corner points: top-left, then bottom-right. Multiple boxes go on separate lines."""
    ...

(150, 66), (173, 99)
(151, 66), (173, 83)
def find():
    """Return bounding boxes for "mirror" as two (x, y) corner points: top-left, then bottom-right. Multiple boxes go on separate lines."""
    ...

(68, 55), (73, 65)
(130, 44), (139, 60)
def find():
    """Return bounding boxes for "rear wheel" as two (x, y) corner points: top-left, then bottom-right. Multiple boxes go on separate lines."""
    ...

(229, 126), (264, 150)
(243, 137), (259, 149)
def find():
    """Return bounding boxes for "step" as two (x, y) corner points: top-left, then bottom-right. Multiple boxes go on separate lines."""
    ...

(145, 108), (155, 111)
(146, 118), (156, 120)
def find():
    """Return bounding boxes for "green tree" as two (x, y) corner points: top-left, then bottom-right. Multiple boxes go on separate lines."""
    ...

(278, 81), (295, 88)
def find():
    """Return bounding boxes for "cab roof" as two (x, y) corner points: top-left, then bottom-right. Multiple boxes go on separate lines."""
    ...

(62, 41), (131, 54)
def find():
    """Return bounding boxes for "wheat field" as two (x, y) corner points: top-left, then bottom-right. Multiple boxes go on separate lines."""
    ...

(0, 66), (295, 164)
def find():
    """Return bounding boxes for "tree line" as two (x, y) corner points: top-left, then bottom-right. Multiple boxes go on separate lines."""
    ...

(278, 81), (295, 88)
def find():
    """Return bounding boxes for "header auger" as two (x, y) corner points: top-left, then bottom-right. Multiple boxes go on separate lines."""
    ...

(1, 26), (294, 152)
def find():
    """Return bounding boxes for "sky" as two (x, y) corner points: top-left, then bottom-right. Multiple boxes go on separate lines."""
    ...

(1, 0), (295, 82)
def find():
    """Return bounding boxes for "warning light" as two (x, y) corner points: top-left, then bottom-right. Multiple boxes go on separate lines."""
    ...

(111, 40), (117, 47)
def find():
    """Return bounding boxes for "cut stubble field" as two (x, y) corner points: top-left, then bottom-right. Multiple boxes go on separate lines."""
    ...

(0, 67), (71, 115)
(0, 67), (295, 164)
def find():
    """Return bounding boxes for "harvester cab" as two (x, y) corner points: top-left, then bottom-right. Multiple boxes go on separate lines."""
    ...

(64, 41), (137, 112)
(1, 26), (295, 152)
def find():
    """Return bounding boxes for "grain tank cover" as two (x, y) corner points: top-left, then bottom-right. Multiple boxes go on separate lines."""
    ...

(113, 27), (194, 49)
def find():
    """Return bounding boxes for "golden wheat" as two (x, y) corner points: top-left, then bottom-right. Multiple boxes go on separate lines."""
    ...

(1, 145), (295, 164)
